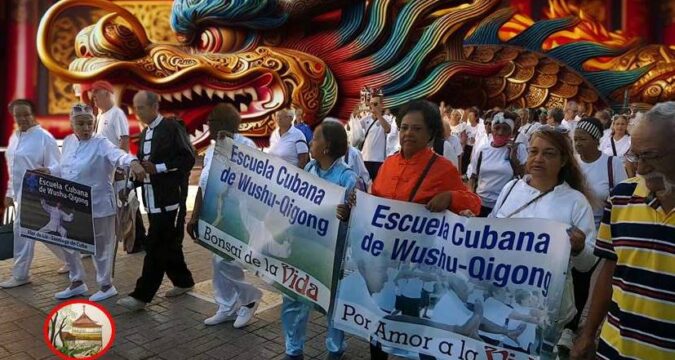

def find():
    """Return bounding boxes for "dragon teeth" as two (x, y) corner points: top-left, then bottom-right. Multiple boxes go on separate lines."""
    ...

(215, 90), (226, 99)
(174, 92), (183, 101)
(244, 88), (257, 101)
(162, 93), (173, 102)
(193, 84), (203, 96)
(239, 103), (249, 113)
(205, 88), (215, 99)
(225, 90), (236, 100)
(182, 89), (192, 100)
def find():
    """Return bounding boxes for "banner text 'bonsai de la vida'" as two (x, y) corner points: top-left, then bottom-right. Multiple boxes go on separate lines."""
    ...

(198, 138), (346, 311)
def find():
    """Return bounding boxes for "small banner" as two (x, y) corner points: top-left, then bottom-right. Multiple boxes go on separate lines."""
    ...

(198, 138), (346, 311)
(333, 191), (571, 359)
(19, 170), (95, 254)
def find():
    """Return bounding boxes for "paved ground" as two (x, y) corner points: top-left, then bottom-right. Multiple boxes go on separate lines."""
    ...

(0, 217), (376, 360)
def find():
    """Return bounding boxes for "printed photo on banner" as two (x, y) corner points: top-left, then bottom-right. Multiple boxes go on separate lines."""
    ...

(18, 170), (95, 254)
(197, 137), (346, 311)
(333, 191), (571, 360)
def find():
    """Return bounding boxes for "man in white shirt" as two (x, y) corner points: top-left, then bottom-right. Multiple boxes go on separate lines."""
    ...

(360, 94), (392, 180)
(187, 103), (262, 328)
(561, 101), (581, 137)
(268, 108), (309, 168)
(91, 80), (129, 151)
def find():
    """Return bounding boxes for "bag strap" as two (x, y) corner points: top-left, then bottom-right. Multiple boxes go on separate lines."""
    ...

(610, 136), (617, 157)
(408, 154), (438, 202)
(495, 180), (518, 215)
(607, 156), (614, 190)
(475, 150), (483, 180)
(363, 118), (378, 144)
(472, 150), (483, 192)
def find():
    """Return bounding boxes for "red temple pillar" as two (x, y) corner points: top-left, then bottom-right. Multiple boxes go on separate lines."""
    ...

(1, 0), (39, 213)
(621, 0), (650, 40)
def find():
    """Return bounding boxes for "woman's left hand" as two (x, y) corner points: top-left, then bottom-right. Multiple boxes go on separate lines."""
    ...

(426, 191), (452, 212)
(567, 226), (586, 255)
(336, 204), (351, 221)
(34, 167), (50, 174)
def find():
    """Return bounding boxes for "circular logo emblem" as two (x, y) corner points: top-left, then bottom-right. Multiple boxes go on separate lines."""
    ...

(43, 300), (115, 359)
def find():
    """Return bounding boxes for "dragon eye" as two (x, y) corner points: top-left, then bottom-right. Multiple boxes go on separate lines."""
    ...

(196, 27), (247, 53)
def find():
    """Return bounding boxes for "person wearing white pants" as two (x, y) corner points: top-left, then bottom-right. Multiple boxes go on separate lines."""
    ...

(1, 99), (68, 289)
(187, 103), (262, 327)
(42, 103), (145, 301)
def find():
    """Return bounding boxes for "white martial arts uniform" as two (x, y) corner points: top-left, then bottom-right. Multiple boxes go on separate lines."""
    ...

(4, 125), (66, 281)
(52, 134), (138, 287)
(202, 136), (262, 315)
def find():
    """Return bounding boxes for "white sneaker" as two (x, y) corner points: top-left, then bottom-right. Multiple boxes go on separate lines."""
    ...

(557, 328), (575, 351)
(204, 311), (237, 326)
(233, 302), (259, 328)
(164, 286), (193, 298)
(89, 286), (118, 302)
(0, 277), (31, 288)
(55, 283), (88, 300)
(117, 296), (146, 311)
(56, 265), (70, 274)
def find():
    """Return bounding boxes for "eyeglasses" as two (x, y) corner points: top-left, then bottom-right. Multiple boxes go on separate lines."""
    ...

(624, 151), (667, 164)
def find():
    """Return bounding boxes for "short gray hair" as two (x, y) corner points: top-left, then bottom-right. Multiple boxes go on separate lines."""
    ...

(642, 102), (675, 140)
(134, 90), (160, 106)
(644, 102), (675, 124)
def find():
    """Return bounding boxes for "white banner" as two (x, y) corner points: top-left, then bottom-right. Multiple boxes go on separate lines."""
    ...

(198, 137), (346, 310)
(333, 191), (571, 359)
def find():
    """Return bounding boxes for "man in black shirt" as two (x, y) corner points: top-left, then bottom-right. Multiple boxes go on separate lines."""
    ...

(117, 91), (195, 310)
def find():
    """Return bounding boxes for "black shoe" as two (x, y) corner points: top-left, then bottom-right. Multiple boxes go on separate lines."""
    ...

(325, 352), (344, 360)
(284, 355), (303, 360)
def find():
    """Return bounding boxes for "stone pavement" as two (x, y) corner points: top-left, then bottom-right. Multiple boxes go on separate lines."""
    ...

(0, 221), (382, 360)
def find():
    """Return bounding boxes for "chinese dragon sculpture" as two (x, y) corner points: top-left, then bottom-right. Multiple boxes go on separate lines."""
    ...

(37, 0), (675, 149)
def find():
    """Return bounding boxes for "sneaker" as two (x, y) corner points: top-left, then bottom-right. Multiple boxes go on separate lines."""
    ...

(0, 277), (31, 288)
(204, 311), (237, 326)
(55, 283), (88, 300)
(89, 286), (118, 302)
(557, 328), (575, 351)
(56, 265), (70, 274)
(325, 352), (344, 360)
(116, 296), (146, 311)
(164, 286), (193, 298)
(233, 302), (259, 329)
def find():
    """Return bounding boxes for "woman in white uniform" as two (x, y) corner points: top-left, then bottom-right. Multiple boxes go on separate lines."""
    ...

(1, 99), (67, 288)
(468, 112), (527, 216)
(600, 114), (631, 158)
(489, 128), (597, 353)
(43, 104), (145, 301)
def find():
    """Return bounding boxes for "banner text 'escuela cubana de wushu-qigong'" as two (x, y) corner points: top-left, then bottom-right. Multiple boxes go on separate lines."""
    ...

(333, 191), (571, 360)
(198, 138), (346, 311)
(19, 170), (95, 254)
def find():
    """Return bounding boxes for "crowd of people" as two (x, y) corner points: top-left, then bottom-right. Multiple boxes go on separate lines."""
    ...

(2, 80), (674, 360)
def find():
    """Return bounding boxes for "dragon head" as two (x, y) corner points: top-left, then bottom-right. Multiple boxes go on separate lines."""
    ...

(38, 0), (505, 149)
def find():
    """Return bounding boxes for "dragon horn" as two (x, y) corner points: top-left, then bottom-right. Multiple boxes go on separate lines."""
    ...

(37, 0), (149, 81)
